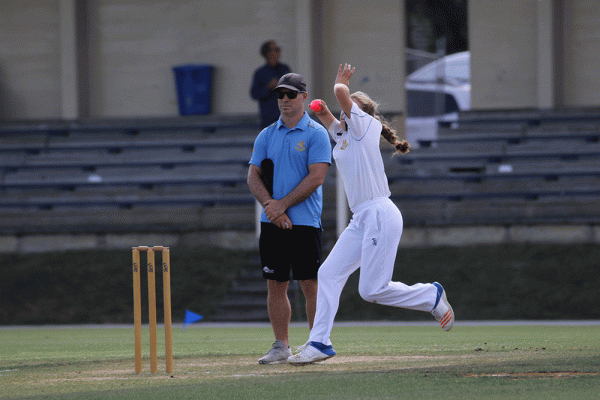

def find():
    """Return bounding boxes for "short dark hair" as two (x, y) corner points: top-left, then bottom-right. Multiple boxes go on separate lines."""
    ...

(260, 40), (276, 58)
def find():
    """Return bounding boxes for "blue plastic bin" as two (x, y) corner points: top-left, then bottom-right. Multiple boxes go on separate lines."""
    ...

(173, 65), (214, 115)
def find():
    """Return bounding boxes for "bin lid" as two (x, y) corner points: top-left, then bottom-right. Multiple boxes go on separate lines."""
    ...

(173, 64), (214, 71)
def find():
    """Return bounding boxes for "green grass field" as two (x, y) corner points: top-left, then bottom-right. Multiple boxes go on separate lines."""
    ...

(1, 322), (599, 399)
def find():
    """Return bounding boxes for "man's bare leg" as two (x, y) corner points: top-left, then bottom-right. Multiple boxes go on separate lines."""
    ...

(299, 278), (318, 330)
(267, 279), (291, 347)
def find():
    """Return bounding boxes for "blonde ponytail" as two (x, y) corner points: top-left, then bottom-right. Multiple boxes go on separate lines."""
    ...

(350, 91), (410, 155)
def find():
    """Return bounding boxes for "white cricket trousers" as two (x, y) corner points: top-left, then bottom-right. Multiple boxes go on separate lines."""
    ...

(309, 197), (438, 345)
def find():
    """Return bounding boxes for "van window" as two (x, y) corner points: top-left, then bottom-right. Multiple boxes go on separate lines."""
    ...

(407, 90), (460, 117)
(446, 60), (469, 83)
(445, 94), (459, 113)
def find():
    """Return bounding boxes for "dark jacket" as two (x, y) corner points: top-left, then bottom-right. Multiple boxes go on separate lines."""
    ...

(250, 63), (292, 128)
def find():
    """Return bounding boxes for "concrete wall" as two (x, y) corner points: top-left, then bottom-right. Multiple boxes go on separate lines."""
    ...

(2, 224), (599, 253)
(87, 0), (301, 118)
(470, 0), (600, 109)
(469, 0), (538, 109)
(3, 1), (600, 118)
(563, 0), (600, 106)
(0, 0), (405, 120)
(0, 1), (61, 119)
(320, 0), (405, 114)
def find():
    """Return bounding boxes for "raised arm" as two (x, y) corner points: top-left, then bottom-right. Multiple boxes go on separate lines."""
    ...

(334, 64), (356, 117)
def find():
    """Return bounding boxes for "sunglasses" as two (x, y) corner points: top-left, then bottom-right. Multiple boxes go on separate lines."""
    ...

(275, 90), (300, 100)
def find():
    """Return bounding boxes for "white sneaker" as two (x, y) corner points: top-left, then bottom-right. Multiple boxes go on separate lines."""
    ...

(258, 340), (292, 364)
(294, 341), (310, 353)
(287, 341), (336, 365)
(431, 282), (454, 331)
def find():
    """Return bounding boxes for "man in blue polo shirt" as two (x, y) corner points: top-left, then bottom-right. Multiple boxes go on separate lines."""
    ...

(248, 73), (332, 364)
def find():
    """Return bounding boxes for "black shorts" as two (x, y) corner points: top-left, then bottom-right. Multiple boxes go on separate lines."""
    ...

(259, 222), (322, 282)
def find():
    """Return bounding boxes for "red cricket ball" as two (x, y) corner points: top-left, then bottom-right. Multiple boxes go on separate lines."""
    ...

(309, 100), (323, 112)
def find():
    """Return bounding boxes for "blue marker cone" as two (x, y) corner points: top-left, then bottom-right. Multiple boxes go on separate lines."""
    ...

(183, 309), (203, 331)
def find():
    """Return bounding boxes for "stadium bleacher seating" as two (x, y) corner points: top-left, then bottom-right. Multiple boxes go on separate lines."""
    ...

(383, 108), (600, 226)
(0, 116), (260, 234)
(2, 108), (600, 235)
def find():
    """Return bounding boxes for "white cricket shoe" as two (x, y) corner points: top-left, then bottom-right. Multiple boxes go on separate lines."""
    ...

(294, 341), (310, 353)
(258, 340), (292, 364)
(287, 341), (336, 365)
(431, 282), (455, 331)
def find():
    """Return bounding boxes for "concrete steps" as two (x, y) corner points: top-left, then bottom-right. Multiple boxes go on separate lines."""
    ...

(211, 268), (269, 321)
(210, 268), (307, 322)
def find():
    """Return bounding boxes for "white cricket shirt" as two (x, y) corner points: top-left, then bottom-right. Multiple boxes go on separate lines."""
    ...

(328, 102), (391, 211)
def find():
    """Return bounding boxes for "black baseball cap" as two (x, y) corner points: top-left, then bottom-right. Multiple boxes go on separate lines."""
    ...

(275, 73), (307, 92)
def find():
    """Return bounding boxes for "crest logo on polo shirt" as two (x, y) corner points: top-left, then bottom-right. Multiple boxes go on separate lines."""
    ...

(295, 140), (306, 152)
(340, 140), (348, 150)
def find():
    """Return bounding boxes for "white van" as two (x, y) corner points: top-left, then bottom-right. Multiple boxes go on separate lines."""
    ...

(405, 51), (470, 147)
